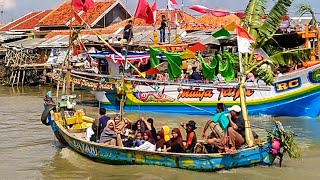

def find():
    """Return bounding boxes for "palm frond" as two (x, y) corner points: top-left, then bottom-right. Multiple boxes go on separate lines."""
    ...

(257, 0), (294, 48)
(269, 48), (312, 66)
(242, 0), (266, 38)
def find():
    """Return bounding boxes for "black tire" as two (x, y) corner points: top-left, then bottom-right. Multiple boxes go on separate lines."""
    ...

(41, 105), (56, 126)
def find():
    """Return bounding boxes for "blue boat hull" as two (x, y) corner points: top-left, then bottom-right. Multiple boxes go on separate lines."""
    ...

(101, 89), (320, 118)
(53, 120), (276, 171)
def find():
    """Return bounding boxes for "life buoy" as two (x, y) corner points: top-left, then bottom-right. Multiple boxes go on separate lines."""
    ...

(41, 105), (56, 126)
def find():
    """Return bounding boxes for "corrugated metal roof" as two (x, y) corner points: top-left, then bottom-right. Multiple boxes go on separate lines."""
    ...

(2, 38), (46, 49)
(0, 33), (28, 43)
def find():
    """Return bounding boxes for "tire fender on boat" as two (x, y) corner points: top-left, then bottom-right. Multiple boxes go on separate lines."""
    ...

(41, 105), (56, 126)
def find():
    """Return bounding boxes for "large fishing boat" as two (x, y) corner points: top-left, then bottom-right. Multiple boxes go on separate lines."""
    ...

(77, 61), (320, 118)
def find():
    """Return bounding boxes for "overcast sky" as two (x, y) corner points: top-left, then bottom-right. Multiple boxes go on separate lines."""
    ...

(0, 0), (319, 23)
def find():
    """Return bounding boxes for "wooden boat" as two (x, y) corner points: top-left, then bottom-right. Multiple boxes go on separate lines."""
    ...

(46, 106), (276, 171)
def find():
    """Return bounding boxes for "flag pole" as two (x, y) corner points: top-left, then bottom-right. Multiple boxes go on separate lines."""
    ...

(167, 0), (171, 44)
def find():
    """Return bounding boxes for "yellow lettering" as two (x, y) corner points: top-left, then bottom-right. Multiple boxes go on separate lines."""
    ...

(276, 83), (288, 91)
(288, 79), (299, 88)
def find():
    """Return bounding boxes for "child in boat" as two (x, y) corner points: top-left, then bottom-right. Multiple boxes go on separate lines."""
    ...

(180, 120), (197, 153)
(86, 122), (98, 142)
(132, 131), (144, 147)
(156, 126), (171, 152)
(135, 130), (156, 151)
(165, 128), (185, 153)
(202, 103), (229, 139)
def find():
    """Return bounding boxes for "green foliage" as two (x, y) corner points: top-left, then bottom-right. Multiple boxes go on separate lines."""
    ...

(269, 48), (312, 66)
(243, 0), (267, 38)
(297, 4), (317, 27)
(256, 0), (294, 48)
(256, 67), (274, 85)
(267, 122), (301, 159)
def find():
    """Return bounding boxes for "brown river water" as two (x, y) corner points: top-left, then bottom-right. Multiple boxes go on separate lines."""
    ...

(0, 86), (319, 180)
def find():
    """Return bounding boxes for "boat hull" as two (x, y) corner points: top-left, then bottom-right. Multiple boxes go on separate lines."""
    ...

(99, 64), (320, 118)
(54, 120), (275, 171)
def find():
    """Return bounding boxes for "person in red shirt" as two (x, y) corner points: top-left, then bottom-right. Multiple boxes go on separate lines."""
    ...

(180, 120), (197, 153)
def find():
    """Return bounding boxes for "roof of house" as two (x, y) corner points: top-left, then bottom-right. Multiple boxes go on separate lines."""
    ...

(12, 10), (52, 31)
(182, 14), (240, 31)
(38, 0), (118, 27)
(0, 11), (42, 32)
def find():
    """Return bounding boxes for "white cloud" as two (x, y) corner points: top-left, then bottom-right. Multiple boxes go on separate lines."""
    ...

(0, 0), (16, 10)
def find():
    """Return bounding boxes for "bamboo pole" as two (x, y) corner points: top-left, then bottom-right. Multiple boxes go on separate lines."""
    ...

(17, 68), (21, 87)
(238, 52), (254, 147)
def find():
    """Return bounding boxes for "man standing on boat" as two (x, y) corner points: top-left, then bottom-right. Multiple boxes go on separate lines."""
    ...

(158, 15), (167, 43)
(123, 20), (133, 43)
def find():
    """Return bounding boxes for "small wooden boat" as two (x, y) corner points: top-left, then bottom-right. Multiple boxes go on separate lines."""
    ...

(44, 105), (277, 172)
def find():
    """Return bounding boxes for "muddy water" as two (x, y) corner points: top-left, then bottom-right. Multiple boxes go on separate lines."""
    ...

(0, 86), (319, 180)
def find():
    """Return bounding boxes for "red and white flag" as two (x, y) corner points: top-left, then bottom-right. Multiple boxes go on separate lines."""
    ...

(134, 0), (155, 24)
(151, 1), (157, 23)
(189, 5), (210, 14)
(167, 0), (178, 10)
(72, 0), (95, 12)
(236, 25), (255, 53)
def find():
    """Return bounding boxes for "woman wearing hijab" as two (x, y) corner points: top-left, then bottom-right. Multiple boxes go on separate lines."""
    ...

(135, 130), (156, 151)
(99, 120), (117, 145)
(167, 128), (185, 153)
(132, 117), (151, 135)
(147, 118), (157, 140)
(156, 126), (171, 152)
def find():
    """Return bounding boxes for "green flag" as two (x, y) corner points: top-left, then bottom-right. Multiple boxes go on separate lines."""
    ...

(199, 54), (216, 80)
(149, 47), (162, 68)
(164, 51), (182, 80)
(212, 28), (231, 40)
(221, 52), (235, 82)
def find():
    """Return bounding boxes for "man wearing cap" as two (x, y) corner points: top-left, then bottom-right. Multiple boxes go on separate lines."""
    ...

(226, 105), (245, 149)
(180, 120), (197, 153)
(206, 105), (245, 152)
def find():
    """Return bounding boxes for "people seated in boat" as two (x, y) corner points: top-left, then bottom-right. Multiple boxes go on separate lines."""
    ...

(99, 120), (119, 146)
(189, 68), (203, 82)
(156, 131), (161, 141)
(86, 122), (98, 142)
(180, 120), (197, 153)
(147, 118), (157, 141)
(98, 108), (111, 138)
(207, 105), (244, 153)
(132, 131), (143, 147)
(202, 103), (229, 140)
(215, 71), (226, 83)
(156, 126), (171, 152)
(135, 130), (156, 151)
(165, 128), (185, 153)
(132, 117), (152, 135)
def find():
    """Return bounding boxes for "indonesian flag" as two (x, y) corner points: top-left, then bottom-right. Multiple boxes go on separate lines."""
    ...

(151, 1), (157, 23)
(168, 0), (178, 10)
(134, 0), (155, 24)
(189, 5), (210, 14)
(72, 0), (95, 12)
(236, 25), (255, 53)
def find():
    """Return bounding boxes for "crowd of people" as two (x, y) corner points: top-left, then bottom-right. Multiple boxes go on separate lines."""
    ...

(86, 103), (257, 154)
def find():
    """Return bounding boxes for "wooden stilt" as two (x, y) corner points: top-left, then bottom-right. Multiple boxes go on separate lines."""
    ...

(22, 68), (26, 86)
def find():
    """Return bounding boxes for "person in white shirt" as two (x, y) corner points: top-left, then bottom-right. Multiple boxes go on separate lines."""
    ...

(135, 130), (156, 151)
(86, 123), (97, 142)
